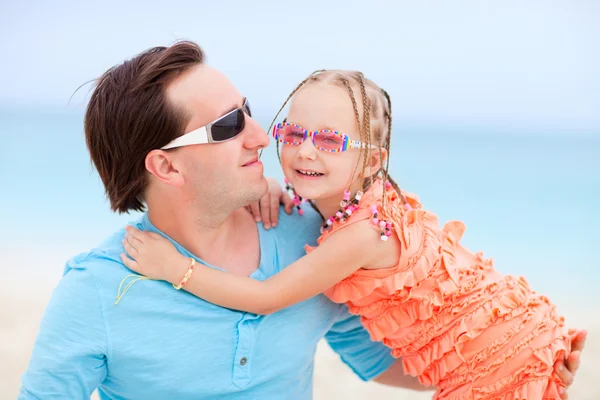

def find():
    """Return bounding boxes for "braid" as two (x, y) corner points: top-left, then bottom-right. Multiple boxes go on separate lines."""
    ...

(339, 78), (361, 133)
(339, 77), (363, 187)
(381, 89), (392, 183)
(381, 88), (408, 205)
(268, 69), (330, 219)
(268, 69), (325, 161)
(357, 73), (373, 193)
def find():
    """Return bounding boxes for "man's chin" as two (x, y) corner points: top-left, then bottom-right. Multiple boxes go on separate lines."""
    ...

(244, 176), (269, 204)
(256, 176), (269, 196)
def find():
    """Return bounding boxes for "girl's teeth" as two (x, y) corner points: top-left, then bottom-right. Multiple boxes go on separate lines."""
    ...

(299, 170), (321, 176)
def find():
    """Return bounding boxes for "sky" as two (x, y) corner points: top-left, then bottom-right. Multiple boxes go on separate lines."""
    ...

(0, 0), (598, 134)
(0, 0), (598, 303)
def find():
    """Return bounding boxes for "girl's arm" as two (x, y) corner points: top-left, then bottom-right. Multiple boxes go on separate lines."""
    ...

(122, 221), (395, 314)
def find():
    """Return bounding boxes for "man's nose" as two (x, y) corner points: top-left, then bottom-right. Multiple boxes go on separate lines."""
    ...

(242, 117), (270, 150)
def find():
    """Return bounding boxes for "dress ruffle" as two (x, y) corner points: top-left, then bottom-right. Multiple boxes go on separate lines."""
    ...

(310, 180), (571, 399)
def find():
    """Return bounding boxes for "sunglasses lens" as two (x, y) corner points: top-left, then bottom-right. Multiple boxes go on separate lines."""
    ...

(210, 109), (245, 142)
(243, 100), (252, 117)
(277, 124), (305, 145)
(315, 131), (344, 151)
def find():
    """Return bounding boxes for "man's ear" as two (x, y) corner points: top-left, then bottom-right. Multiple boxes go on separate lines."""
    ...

(145, 149), (185, 187)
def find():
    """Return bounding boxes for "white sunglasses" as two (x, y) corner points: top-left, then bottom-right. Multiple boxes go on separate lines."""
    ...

(161, 98), (251, 149)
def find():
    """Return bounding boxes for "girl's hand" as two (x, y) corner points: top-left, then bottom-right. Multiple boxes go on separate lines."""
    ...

(120, 225), (189, 284)
(246, 177), (294, 230)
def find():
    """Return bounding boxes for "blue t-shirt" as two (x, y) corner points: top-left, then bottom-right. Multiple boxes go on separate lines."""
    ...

(19, 207), (395, 399)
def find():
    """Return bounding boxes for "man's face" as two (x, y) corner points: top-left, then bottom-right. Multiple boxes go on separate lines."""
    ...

(165, 65), (270, 211)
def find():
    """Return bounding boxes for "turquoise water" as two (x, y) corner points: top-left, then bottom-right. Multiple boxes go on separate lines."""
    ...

(1, 109), (598, 307)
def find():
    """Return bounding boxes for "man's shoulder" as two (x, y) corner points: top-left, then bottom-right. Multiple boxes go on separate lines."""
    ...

(273, 205), (323, 249)
(60, 226), (134, 300)
(65, 229), (127, 274)
(277, 205), (322, 234)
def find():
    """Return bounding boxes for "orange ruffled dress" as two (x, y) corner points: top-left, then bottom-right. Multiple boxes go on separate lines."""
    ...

(307, 180), (571, 399)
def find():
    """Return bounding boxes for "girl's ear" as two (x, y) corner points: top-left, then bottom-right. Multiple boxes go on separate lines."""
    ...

(365, 147), (387, 177)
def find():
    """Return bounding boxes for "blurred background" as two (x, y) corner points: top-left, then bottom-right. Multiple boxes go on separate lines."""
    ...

(1, 0), (598, 398)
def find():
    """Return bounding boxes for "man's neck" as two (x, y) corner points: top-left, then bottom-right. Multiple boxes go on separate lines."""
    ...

(147, 203), (260, 276)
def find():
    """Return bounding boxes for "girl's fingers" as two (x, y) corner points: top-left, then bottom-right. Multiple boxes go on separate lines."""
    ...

(125, 225), (145, 244)
(269, 194), (280, 228)
(249, 202), (261, 222)
(120, 253), (139, 270)
(260, 194), (271, 229)
(122, 238), (138, 258)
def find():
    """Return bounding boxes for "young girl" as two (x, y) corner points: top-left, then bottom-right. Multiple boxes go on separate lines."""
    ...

(122, 70), (574, 399)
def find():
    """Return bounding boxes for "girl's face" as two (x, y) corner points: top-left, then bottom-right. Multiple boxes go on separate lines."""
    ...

(280, 83), (379, 203)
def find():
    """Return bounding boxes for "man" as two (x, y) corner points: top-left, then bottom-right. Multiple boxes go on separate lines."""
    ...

(20, 41), (584, 399)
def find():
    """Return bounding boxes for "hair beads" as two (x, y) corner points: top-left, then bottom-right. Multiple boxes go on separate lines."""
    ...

(285, 178), (305, 215)
(320, 190), (362, 234)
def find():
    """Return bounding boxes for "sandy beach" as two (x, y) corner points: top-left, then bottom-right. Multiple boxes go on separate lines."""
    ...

(2, 266), (598, 399)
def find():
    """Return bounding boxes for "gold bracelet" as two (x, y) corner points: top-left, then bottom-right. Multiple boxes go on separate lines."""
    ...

(173, 258), (196, 290)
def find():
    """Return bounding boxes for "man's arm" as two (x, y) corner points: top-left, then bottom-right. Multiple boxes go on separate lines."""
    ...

(324, 305), (431, 390)
(373, 359), (432, 391)
(19, 263), (108, 399)
(366, 330), (587, 398)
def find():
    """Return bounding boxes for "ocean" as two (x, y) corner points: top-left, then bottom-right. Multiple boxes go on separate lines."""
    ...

(1, 108), (598, 310)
